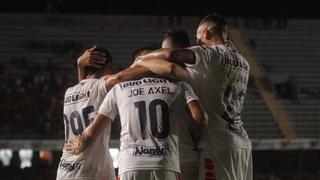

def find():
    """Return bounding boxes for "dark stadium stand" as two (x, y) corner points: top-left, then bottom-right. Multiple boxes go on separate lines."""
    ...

(0, 14), (288, 139)
(0, 14), (198, 139)
(243, 22), (320, 138)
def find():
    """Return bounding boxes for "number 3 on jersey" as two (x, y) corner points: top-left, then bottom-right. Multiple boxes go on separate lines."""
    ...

(63, 105), (95, 141)
(134, 99), (170, 140)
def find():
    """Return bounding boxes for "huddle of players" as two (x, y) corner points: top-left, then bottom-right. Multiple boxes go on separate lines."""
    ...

(57, 14), (252, 180)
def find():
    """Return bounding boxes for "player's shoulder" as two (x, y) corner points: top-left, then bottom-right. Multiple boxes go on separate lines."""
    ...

(66, 78), (101, 92)
(190, 45), (215, 52)
(190, 45), (224, 59)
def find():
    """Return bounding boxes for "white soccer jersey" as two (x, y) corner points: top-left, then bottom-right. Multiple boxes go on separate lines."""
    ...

(98, 77), (199, 175)
(187, 45), (251, 149)
(57, 78), (115, 180)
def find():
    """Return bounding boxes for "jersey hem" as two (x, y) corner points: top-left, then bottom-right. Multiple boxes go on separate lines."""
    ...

(119, 167), (180, 175)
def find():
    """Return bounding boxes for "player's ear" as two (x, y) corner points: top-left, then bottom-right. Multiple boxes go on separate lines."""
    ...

(204, 28), (213, 40)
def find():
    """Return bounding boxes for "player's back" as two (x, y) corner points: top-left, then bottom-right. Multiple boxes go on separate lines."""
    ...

(57, 78), (115, 180)
(188, 45), (251, 149)
(105, 77), (196, 175)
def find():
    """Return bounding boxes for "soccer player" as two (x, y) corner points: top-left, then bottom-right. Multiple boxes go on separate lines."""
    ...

(131, 46), (158, 63)
(56, 45), (160, 180)
(161, 28), (190, 49)
(56, 47), (116, 180)
(65, 77), (206, 180)
(133, 14), (252, 180)
(161, 28), (201, 180)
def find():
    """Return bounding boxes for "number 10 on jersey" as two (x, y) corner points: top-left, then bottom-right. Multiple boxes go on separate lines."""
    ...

(134, 99), (170, 140)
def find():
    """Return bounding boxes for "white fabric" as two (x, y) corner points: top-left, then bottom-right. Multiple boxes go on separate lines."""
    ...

(98, 77), (199, 175)
(57, 78), (115, 180)
(198, 147), (253, 180)
(119, 170), (181, 180)
(186, 45), (253, 180)
(187, 45), (251, 149)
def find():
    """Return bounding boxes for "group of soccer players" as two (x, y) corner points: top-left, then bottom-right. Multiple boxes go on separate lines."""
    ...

(56, 13), (253, 180)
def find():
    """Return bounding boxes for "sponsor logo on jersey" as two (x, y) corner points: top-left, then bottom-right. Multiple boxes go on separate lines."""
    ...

(120, 78), (173, 90)
(64, 90), (91, 105)
(58, 159), (82, 172)
(223, 57), (249, 71)
(133, 145), (169, 157)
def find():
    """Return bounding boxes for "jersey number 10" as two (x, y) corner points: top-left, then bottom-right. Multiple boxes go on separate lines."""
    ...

(134, 99), (170, 140)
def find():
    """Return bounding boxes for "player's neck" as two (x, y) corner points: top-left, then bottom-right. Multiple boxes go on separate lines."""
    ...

(208, 38), (224, 46)
(86, 73), (97, 79)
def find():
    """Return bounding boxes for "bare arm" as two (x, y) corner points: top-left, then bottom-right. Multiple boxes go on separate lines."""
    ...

(137, 48), (196, 65)
(187, 100), (206, 125)
(187, 100), (207, 142)
(65, 113), (112, 154)
(104, 66), (152, 91)
(132, 58), (190, 81)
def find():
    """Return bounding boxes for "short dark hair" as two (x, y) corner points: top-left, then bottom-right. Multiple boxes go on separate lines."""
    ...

(163, 28), (190, 48)
(85, 46), (112, 75)
(199, 13), (228, 38)
(131, 46), (158, 62)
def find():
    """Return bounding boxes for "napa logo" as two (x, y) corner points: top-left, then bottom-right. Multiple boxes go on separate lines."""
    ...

(58, 159), (82, 172)
(133, 145), (169, 157)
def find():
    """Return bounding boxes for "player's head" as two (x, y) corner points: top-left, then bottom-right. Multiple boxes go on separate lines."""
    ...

(131, 46), (157, 63)
(85, 46), (113, 78)
(162, 28), (190, 48)
(196, 13), (228, 46)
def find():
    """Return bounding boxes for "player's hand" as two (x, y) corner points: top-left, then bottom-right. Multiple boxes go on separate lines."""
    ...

(77, 45), (107, 68)
(65, 135), (82, 155)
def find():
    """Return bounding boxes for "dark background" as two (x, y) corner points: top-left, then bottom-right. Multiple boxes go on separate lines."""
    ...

(0, 0), (318, 19)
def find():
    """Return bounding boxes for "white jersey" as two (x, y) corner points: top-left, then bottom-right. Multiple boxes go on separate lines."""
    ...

(98, 77), (198, 175)
(187, 45), (251, 149)
(57, 78), (115, 180)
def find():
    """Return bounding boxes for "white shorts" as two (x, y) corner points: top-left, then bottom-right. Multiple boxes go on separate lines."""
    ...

(180, 161), (199, 180)
(198, 146), (252, 180)
(118, 170), (181, 180)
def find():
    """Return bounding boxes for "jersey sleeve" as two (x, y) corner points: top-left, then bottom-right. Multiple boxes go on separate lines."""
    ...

(186, 45), (219, 68)
(180, 82), (199, 104)
(97, 78), (108, 95)
(98, 85), (118, 121)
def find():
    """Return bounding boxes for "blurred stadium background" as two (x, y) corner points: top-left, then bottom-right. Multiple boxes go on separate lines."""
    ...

(1, 0), (320, 179)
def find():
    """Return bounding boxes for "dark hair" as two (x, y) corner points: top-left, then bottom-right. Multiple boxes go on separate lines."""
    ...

(163, 28), (190, 48)
(131, 46), (158, 62)
(85, 46), (112, 75)
(199, 13), (228, 38)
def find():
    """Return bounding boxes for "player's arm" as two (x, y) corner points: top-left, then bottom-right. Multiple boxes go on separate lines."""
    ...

(103, 66), (152, 91)
(182, 82), (207, 139)
(132, 58), (190, 81)
(187, 100), (206, 125)
(136, 48), (196, 64)
(187, 100), (207, 142)
(65, 113), (112, 155)
(77, 45), (107, 81)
